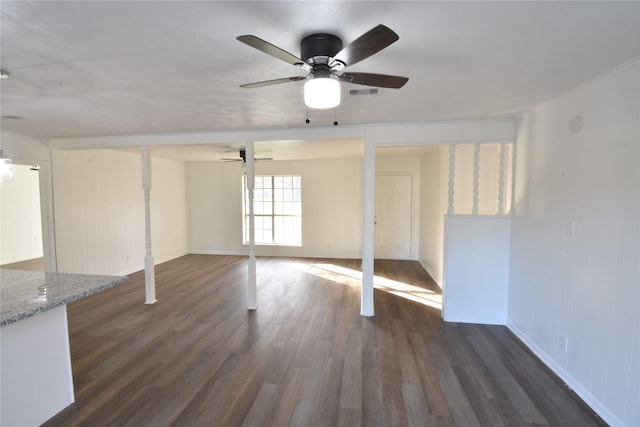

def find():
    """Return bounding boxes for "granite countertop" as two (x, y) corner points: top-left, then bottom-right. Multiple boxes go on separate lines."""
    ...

(0, 269), (128, 327)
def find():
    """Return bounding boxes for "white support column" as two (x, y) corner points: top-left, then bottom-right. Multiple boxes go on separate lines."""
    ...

(245, 142), (257, 310)
(361, 140), (375, 317)
(447, 144), (456, 215)
(497, 142), (506, 215)
(472, 143), (480, 215)
(141, 146), (156, 304)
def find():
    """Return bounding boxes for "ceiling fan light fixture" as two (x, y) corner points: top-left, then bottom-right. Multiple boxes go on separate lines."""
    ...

(304, 77), (340, 109)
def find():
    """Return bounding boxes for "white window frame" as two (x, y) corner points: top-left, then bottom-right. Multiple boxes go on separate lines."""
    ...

(243, 175), (302, 246)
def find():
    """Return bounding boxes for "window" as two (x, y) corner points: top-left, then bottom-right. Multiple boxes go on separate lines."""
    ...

(243, 175), (302, 245)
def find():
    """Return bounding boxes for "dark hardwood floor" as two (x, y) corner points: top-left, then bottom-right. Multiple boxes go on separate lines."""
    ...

(1, 256), (44, 271)
(43, 255), (603, 426)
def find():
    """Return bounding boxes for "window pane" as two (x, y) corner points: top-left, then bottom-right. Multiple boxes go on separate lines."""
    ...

(284, 202), (301, 215)
(243, 175), (301, 246)
(254, 188), (263, 202)
(265, 201), (273, 215)
(254, 216), (264, 230)
(274, 188), (283, 202)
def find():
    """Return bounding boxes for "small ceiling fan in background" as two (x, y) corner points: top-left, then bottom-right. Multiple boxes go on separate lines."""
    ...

(220, 149), (273, 163)
(237, 24), (409, 109)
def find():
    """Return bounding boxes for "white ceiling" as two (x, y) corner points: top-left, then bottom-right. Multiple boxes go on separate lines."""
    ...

(1, 1), (639, 144)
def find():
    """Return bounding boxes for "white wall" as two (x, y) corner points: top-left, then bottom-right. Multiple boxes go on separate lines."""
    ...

(149, 156), (189, 264)
(419, 143), (511, 287)
(509, 60), (640, 427)
(52, 149), (188, 275)
(0, 165), (43, 264)
(419, 146), (448, 285)
(443, 215), (510, 324)
(187, 157), (363, 258)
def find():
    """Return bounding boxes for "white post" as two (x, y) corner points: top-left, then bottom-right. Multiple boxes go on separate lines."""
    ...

(361, 140), (375, 317)
(472, 143), (480, 215)
(141, 146), (156, 304)
(245, 142), (257, 310)
(497, 142), (506, 215)
(447, 144), (456, 215)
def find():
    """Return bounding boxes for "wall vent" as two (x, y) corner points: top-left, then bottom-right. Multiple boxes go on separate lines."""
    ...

(349, 88), (379, 96)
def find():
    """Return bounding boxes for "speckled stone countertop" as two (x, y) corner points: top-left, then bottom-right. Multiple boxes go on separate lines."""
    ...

(0, 269), (128, 327)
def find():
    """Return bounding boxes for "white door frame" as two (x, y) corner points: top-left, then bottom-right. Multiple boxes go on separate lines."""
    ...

(374, 172), (418, 260)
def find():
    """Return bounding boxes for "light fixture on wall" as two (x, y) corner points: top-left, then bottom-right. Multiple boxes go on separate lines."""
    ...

(0, 149), (13, 183)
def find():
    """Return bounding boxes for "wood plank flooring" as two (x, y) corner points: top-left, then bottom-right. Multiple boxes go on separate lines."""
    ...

(42, 255), (604, 426)
(1, 257), (44, 271)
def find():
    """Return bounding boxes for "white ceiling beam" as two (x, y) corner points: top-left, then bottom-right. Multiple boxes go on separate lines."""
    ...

(49, 119), (514, 150)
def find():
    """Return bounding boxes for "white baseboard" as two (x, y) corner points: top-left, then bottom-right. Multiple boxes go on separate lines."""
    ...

(189, 249), (247, 256)
(154, 251), (190, 265)
(188, 249), (363, 259)
(418, 259), (442, 289)
(115, 251), (190, 276)
(507, 322), (624, 427)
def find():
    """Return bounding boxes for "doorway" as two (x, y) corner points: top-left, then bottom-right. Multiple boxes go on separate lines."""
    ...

(374, 174), (412, 259)
(0, 164), (44, 270)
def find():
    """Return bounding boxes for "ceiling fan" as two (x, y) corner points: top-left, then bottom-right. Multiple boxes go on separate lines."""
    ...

(237, 24), (409, 109)
(221, 149), (273, 163)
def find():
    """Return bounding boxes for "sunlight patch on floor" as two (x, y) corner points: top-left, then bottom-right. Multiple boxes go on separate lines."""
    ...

(284, 262), (442, 310)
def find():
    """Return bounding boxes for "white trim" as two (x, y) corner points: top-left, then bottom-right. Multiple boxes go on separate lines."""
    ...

(245, 141), (257, 310)
(507, 322), (623, 427)
(446, 213), (513, 219)
(114, 252), (189, 276)
(361, 141), (375, 317)
(188, 249), (364, 259)
(141, 146), (156, 304)
(50, 119), (515, 149)
(418, 259), (442, 289)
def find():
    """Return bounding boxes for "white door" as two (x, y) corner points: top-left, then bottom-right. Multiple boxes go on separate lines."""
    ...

(375, 174), (412, 259)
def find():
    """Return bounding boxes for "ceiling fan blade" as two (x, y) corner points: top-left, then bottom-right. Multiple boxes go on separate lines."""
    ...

(240, 76), (307, 88)
(338, 72), (409, 89)
(220, 157), (273, 162)
(330, 25), (399, 68)
(237, 35), (311, 71)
